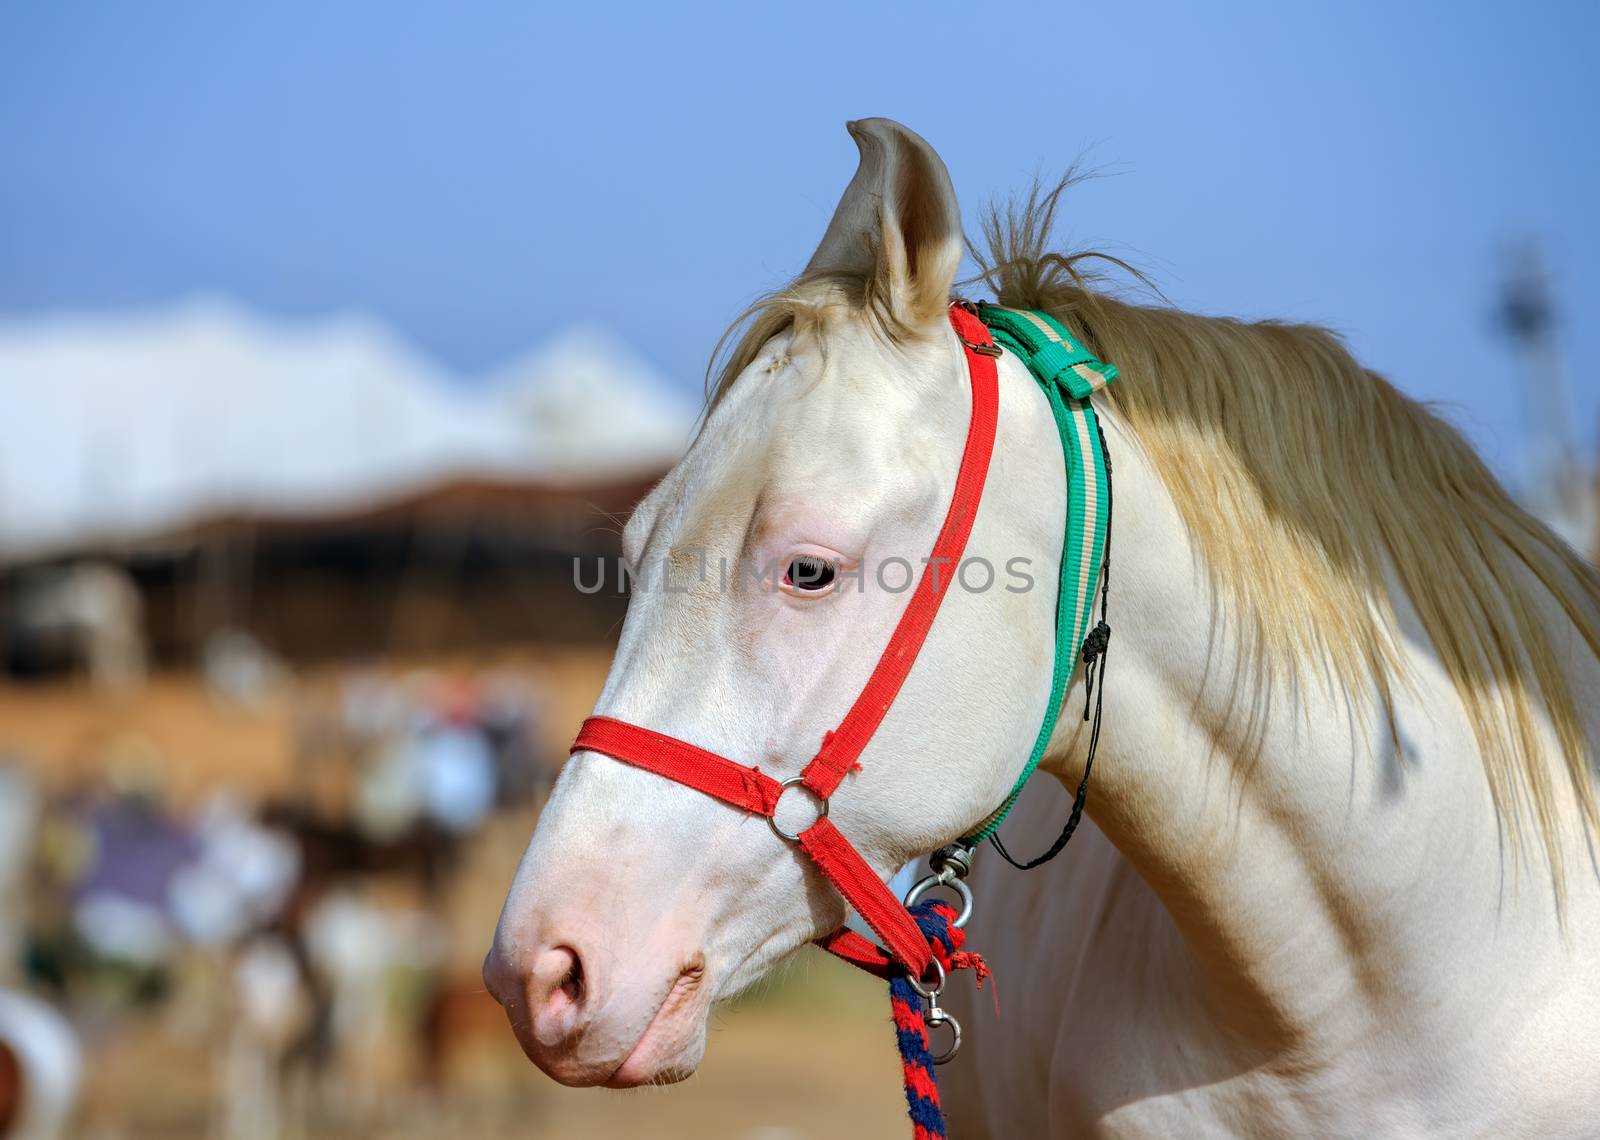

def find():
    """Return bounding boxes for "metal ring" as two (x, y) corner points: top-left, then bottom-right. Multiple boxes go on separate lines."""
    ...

(903, 872), (974, 929)
(906, 955), (945, 1001)
(767, 777), (829, 843)
(926, 1009), (962, 1065)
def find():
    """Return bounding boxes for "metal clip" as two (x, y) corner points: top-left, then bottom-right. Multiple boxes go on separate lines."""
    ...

(926, 1005), (962, 1065)
(903, 844), (975, 927)
(904, 843), (974, 1063)
(929, 844), (973, 881)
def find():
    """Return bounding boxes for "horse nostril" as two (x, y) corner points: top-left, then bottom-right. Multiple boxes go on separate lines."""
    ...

(533, 945), (585, 1019)
(556, 947), (584, 1005)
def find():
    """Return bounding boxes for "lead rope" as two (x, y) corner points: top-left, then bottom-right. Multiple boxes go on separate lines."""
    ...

(887, 332), (1116, 1136)
(991, 415), (1114, 870)
(887, 898), (988, 1140)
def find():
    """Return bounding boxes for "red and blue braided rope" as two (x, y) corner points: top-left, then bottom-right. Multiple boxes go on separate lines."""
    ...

(886, 900), (984, 1139)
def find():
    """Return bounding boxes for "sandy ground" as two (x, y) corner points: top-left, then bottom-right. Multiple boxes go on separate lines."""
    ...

(80, 957), (910, 1140)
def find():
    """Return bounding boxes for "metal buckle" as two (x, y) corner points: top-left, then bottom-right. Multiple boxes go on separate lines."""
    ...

(767, 777), (829, 843)
(952, 299), (1003, 357)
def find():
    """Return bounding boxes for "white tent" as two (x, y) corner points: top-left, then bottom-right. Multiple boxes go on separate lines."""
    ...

(0, 299), (697, 556)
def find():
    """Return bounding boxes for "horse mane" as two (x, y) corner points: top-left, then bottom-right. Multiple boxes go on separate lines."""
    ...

(707, 176), (1600, 892)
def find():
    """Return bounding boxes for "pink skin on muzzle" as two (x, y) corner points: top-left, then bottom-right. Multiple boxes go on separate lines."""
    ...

(482, 908), (712, 1089)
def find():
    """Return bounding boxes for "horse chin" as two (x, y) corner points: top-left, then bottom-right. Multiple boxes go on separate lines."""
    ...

(598, 978), (711, 1089)
(601, 1033), (705, 1089)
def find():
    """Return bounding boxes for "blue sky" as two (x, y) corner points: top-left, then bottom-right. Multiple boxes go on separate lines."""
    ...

(2, 1), (1595, 482)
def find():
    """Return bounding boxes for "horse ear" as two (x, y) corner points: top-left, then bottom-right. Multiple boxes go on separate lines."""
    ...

(805, 118), (963, 329)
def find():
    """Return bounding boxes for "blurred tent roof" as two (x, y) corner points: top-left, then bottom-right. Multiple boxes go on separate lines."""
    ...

(0, 299), (696, 558)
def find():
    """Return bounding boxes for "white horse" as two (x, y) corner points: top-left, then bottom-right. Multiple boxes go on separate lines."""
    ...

(0, 770), (79, 1140)
(0, 991), (79, 1140)
(486, 119), (1600, 1136)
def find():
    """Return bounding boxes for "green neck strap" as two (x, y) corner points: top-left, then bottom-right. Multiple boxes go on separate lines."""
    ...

(960, 304), (1117, 847)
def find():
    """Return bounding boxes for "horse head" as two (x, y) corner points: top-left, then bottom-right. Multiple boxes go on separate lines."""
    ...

(483, 119), (1070, 1088)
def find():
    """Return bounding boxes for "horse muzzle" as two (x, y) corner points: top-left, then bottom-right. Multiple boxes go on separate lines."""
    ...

(482, 919), (712, 1088)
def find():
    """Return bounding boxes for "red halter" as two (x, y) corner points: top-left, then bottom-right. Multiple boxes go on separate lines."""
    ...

(571, 304), (1000, 981)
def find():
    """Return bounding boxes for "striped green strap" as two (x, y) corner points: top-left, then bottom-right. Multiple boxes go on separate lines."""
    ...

(960, 305), (1116, 845)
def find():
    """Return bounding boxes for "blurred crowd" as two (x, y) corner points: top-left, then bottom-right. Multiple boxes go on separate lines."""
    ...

(0, 665), (560, 1139)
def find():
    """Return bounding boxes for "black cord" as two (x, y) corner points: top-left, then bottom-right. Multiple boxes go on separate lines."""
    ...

(991, 416), (1114, 871)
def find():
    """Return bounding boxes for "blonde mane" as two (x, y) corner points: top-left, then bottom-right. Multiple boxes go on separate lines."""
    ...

(709, 178), (1600, 889)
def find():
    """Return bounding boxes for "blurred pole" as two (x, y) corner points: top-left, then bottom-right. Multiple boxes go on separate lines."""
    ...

(1497, 239), (1595, 557)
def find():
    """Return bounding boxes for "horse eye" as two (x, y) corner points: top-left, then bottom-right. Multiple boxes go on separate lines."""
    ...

(785, 555), (837, 592)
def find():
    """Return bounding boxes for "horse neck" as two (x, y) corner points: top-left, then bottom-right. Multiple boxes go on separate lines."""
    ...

(1034, 406), (1600, 1056)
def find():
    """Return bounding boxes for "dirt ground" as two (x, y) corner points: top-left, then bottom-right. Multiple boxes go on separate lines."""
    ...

(79, 955), (910, 1140)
